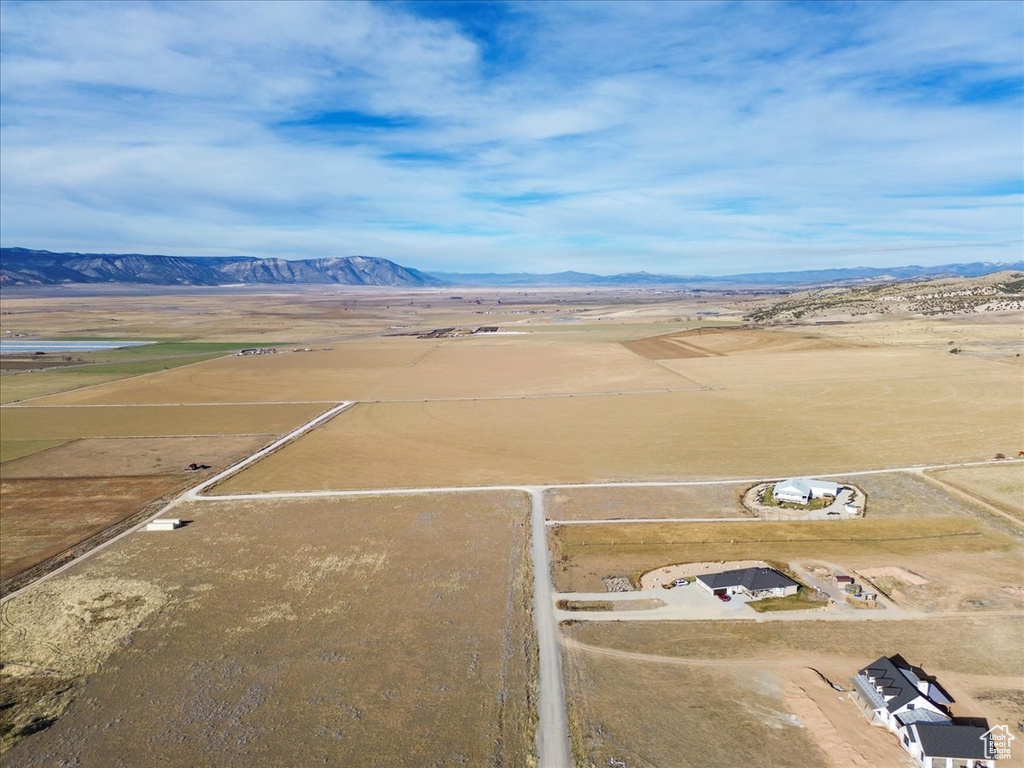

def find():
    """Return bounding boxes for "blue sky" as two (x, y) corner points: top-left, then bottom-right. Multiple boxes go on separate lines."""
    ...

(0, 0), (1021, 274)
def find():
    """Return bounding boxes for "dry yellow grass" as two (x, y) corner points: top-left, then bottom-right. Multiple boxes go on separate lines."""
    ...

(566, 616), (1024, 677)
(0, 440), (69, 463)
(548, 517), (1022, 594)
(0, 403), (325, 440)
(562, 640), (831, 768)
(562, 617), (1023, 767)
(31, 335), (693, 405)
(213, 360), (1021, 491)
(2, 493), (535, 765)
(545, 484), (750, 520)
(1, 435), (271, 478)
(931, 464), (1024, 520)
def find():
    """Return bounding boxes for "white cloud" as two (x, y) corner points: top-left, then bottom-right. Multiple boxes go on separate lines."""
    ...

(0, 0), (1020, 274)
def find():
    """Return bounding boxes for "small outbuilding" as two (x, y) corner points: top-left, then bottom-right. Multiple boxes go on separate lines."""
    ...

(146, 518), (182, 532)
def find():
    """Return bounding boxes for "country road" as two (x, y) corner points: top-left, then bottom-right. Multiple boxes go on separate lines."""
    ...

(528, 489), (574, 768)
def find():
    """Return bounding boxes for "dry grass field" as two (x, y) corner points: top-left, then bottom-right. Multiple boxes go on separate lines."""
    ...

(0, 435), (270, 478)
(562, 640), (834, 767)
(212, 361), (1020, 490)
(930, 464), (1024, 521)
(30, 335), (693, 406)
(1, 492), (535, 765)
(544, 484), (751, 521)
(0, 403), (325, 440)
(848, 472), (991, 519)
(0, 440), (68, 463)
(563, 618), (1024, 767)
(547, 518), (1024, 610)
(0, 475), (185, 581)
(623, 327), (855, 360)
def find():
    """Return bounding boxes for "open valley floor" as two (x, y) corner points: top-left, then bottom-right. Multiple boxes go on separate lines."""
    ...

(1, 282), (1022, 766)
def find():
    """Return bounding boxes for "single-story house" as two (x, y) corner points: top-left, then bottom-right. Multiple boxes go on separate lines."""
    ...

(696, 567), (800, 600)
(773, 477), (840, 505)
(853, 655), (993, 768)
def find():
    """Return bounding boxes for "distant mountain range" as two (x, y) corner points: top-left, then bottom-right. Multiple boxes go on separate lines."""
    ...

(0, 249), (443, 287)
(429, 262), (1024, 286)
(1, 248), (1020, 288)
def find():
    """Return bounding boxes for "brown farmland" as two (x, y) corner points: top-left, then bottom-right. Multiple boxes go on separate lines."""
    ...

(31, 335), (694, 406)
(212, 356), (1021, 490)
(0, 403), (326, 440)
(544, 483), (751, 521)
(2, 493), (535, 765)
(930, 464), (1024, 521)
(0, 476), (184, 581)
(623, 327), (852, 360)
(0, 435), (270, 478)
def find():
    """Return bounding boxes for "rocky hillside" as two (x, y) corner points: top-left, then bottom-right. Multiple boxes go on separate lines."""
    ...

(0, 249), (444, 287)
(745, 271), (1024, 323)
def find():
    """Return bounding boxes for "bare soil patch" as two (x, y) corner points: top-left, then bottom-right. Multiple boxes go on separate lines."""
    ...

(545, 484), (750, 521)
(0, 435), (270, 478)
(2, 493), (535, 767)
(0, 403), (325, 440)
(0, 476), (184, 581)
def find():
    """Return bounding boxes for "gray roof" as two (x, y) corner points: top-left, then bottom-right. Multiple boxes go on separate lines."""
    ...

(697, 567), (799, 592)
(895, 709), (950, 728)
(860, 656), (923, 713)
(915, 723), (992, 759)
(852, 673), (887, 710)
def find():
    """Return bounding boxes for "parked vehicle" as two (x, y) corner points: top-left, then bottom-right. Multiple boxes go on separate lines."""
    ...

(672, 579), (690, 587)
(717, 593), (731, 603)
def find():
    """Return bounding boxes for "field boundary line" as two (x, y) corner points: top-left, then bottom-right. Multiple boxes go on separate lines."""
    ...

(4, 400), (341, 408)
(548, 517), (757, 525)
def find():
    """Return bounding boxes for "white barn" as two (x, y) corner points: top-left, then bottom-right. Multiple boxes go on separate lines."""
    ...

(773, 477), (839, 505)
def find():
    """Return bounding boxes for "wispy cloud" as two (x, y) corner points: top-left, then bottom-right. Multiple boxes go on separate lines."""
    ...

(1, 0), (1020, 273)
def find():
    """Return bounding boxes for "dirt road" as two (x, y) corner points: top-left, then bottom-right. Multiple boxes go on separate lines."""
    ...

(528, 488), (573, 767)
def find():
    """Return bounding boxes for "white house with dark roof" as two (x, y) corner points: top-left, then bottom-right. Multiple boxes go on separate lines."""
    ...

(773, 477), (839, 505)
(696, 566), (800, 600)
(853, 655), (995, 768)
(902, 722), (995, 768)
